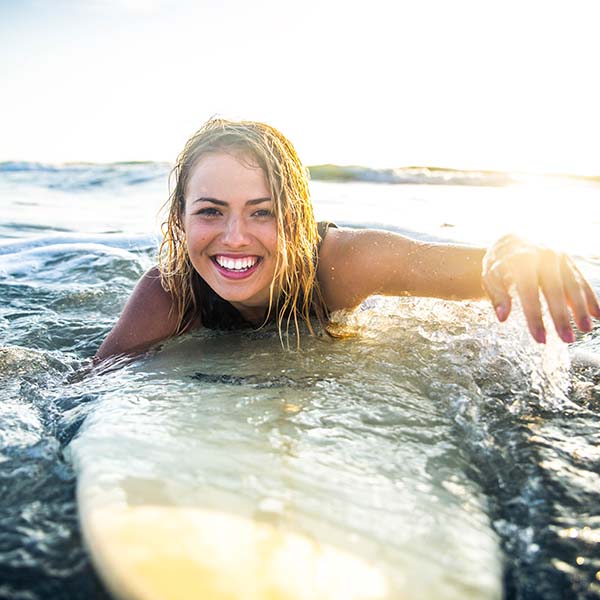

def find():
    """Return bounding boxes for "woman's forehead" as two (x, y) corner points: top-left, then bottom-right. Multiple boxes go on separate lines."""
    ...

(185, 152), (269, 199)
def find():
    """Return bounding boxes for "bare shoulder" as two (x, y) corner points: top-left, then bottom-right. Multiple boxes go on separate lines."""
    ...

(95, 266), (180, 361)
(317, 227), (415, 311)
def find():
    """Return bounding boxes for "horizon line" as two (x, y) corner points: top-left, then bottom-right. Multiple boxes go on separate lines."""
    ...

(1, 159), (599, 182)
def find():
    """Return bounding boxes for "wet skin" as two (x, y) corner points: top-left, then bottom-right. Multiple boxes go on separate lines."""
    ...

(95, 157), (600, 360)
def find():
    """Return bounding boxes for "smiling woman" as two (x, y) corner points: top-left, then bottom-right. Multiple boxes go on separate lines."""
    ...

(94, 118), (600, 361)
(182, 155), (279, 319)
(157, 119), (330, 340)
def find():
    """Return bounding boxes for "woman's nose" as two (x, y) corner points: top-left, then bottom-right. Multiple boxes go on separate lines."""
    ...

(222, 216), (251, 247)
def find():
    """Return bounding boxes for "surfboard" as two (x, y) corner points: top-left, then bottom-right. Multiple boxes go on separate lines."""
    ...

(68, 329), (502, 600)
(76, 499), (388, 600)
(70, 407), (389, 600)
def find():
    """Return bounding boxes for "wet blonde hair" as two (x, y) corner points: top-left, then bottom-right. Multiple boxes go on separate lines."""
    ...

(159, 118), (330, 342)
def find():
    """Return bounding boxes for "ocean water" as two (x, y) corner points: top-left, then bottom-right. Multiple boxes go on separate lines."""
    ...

(1, 161), (599, 599)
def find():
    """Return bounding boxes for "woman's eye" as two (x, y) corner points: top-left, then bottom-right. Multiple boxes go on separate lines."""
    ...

(253, 209), (274, 217)
(196, 207), (221, 217)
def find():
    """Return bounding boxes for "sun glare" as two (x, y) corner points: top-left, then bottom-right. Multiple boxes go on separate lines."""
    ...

(1, 0), (598, 177)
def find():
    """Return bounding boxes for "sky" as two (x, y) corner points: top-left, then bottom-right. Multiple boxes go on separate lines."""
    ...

(1, 0), (599, 175)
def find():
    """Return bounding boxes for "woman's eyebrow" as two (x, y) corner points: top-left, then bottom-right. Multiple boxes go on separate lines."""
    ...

(191, 197), (272, 206)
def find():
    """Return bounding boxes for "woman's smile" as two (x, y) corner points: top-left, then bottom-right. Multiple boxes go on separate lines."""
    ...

(183, 152), (278, 319)
(211, 254), (262, 279)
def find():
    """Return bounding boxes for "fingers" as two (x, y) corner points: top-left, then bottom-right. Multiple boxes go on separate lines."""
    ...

(482, 237), (600, 345)
(584, 284), (600, 319)
(514, 261), (547, 344)
(561, 256), (595, 333)
(538, 251), (575, 343)
(569, 259), (600, 319)
(482, 259), (512, 322)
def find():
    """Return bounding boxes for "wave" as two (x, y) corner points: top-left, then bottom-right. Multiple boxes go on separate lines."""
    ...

(0, 160), (514, 189)
(308, 164), (515, 186)
(0, 161), (170, 191)
(1, 160), (511, 188)
(0, 232), (157, 256)
(3, 161), (598, 190)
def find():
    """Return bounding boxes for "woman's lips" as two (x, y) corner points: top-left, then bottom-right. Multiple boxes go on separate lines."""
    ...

(211, 255), (262, 280)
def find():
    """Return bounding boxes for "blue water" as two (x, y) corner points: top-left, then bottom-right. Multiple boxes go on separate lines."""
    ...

(1, 161), (599, 599)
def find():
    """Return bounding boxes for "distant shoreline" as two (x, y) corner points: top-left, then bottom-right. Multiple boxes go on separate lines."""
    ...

(1, 160), (598, 187)
(307, 164), (600, 186)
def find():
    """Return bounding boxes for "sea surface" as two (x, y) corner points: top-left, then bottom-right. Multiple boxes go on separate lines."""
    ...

(1, 161), (599, 599)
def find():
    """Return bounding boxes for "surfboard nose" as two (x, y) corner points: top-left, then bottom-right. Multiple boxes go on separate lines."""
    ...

(81, 505), (389, 600)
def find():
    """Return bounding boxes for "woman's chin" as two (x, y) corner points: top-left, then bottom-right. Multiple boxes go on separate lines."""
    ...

(202, 275), (270, 308)
(197, 260), (274, 307)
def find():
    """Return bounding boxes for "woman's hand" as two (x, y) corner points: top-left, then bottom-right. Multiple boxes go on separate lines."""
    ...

(482, 235), (600, 343)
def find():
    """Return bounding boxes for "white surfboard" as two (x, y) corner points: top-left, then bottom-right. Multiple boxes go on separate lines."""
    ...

(68, 323), (503, 600)
(71, 405), (390, 599)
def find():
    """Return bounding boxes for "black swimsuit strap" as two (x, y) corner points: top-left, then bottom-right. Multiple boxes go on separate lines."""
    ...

(317, 221), (337, 248)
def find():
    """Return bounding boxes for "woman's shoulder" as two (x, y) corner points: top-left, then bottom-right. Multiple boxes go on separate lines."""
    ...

(126, 266), (176, 313)
(95, 266), (180, 360)
(316, 226), (416, 311)
(316, 225), (367, 310)
(317, 225), (374, 265)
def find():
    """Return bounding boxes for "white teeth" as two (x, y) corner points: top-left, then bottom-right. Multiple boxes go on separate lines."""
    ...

(215, 256), (258, 271)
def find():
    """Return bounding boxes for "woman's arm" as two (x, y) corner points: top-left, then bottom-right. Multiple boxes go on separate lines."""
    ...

(94, 267), (180, 362)
(318, 228), (600, 343)
(318, 228), (486, 306)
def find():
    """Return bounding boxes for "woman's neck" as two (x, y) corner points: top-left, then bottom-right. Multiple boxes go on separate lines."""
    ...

(230, 302), (270, 326)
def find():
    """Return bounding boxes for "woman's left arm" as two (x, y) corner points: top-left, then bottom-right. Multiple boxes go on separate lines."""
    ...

(318, 228), (600, 343)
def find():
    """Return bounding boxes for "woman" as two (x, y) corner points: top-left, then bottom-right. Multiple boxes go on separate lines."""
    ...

(96, 118), (600, 360)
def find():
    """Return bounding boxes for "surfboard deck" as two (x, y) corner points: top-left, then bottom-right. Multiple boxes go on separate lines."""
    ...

(71, 394), (390, 600)
(68, 334), (502, 600)
(79, 501), (388, 600)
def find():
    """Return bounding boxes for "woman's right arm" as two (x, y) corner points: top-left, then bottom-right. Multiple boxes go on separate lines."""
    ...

(94, 267), (180, 362)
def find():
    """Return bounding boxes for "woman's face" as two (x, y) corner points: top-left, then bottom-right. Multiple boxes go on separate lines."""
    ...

(183, 152), (279, 322)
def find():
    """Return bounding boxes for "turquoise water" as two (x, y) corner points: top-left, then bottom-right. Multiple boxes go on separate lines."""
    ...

(1, 162), (599, 599)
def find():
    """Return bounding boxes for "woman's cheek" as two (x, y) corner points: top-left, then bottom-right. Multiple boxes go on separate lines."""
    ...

(185, 224), (210, 248)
